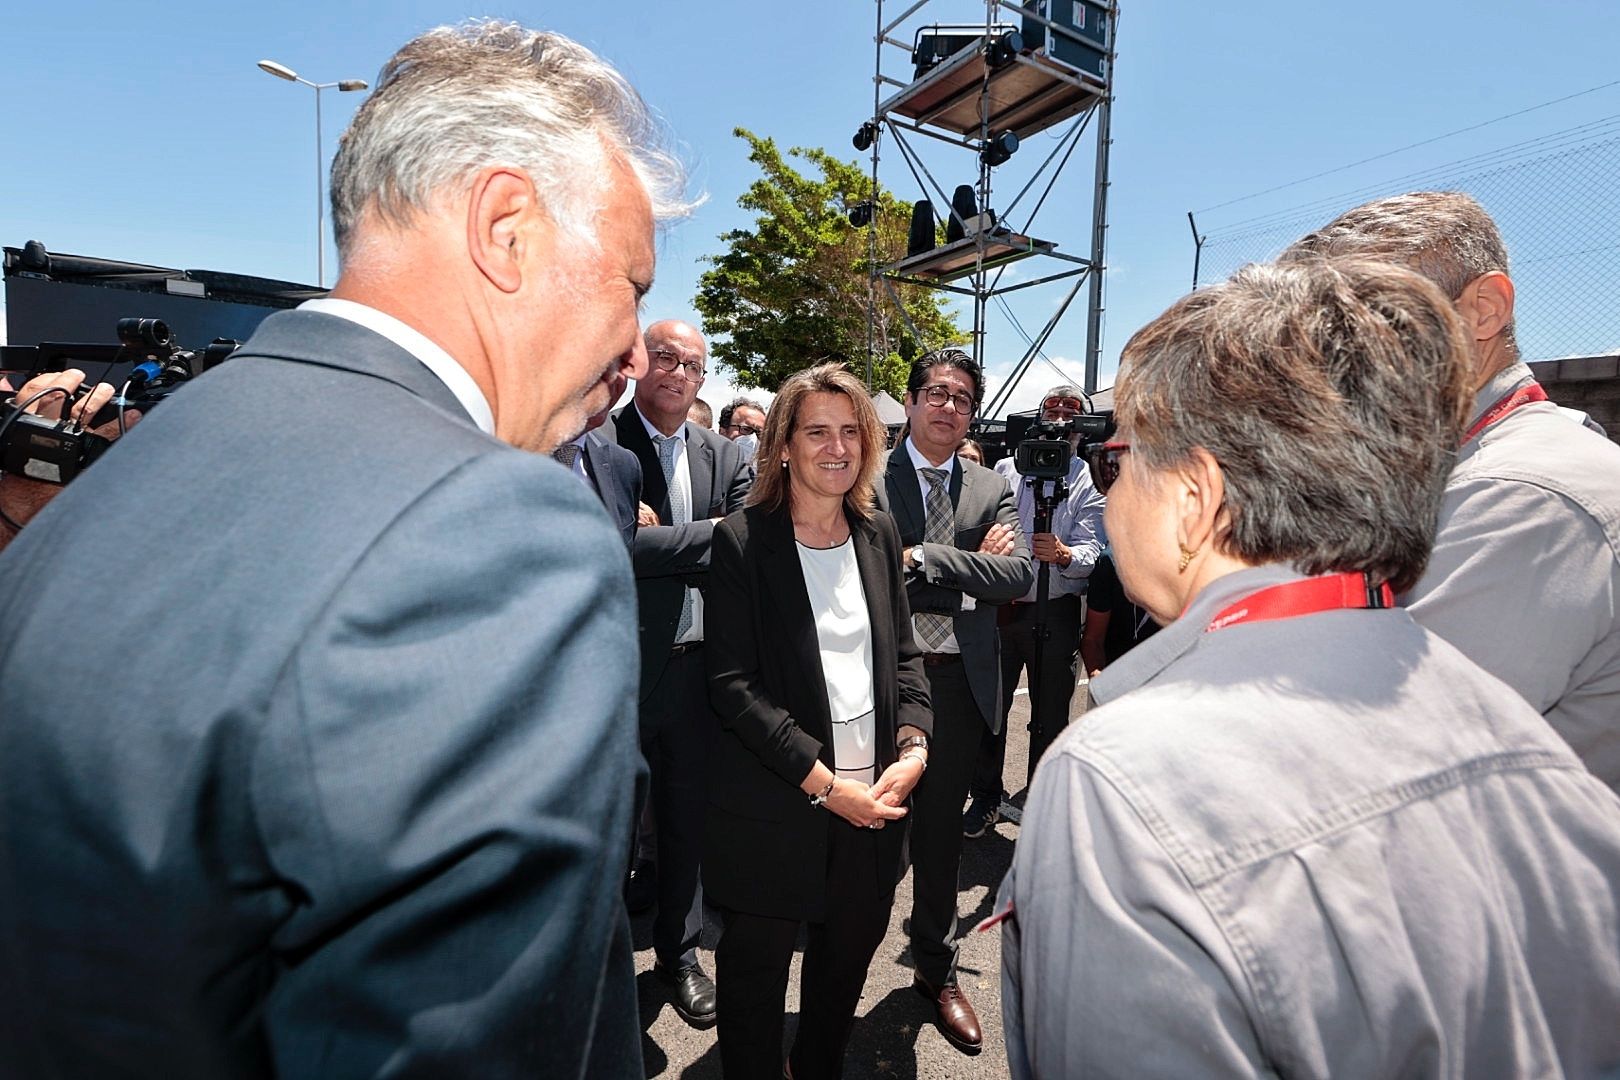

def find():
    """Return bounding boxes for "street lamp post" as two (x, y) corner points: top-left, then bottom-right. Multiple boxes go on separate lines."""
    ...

(257, 60), (368, 288)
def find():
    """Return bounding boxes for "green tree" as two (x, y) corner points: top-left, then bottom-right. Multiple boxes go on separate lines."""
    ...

(694, 128), (965, 399)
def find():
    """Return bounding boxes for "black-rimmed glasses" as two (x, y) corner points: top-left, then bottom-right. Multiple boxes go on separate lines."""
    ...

(918, 384), (975, 415)
(650, 348), (706, 381)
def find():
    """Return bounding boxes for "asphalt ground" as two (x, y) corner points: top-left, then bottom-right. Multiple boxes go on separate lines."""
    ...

(632, 672), (1079, 1079)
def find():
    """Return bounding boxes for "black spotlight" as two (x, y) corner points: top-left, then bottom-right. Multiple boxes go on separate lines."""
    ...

(907, 200), (937, 258)
(980, 130), (1019, 168)
(985, 30), (1024, 69)
(847, 201), (874, 228)
(852, 121), (877, 152)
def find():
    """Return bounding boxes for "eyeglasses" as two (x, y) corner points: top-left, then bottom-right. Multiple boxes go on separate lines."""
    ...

(918, 384), (975, 415)
(722, 422), (762, 437)
(1087, 441), (1129, 494)
(650, 348), (706, 381)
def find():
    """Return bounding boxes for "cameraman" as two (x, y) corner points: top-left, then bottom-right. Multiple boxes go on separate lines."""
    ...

(965, 384), (1105, 837)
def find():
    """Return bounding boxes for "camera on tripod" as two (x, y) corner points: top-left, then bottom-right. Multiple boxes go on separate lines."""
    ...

(1013, 414), (1109, 480)
(1, 317), (239, 485)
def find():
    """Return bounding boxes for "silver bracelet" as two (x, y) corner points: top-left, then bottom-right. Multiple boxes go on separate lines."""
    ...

(808, 779), (836, 807)
(900, 749), (927, 771)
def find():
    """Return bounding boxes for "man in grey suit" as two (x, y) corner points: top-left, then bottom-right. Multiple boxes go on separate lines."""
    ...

(603, 319), (752, 1027)
(0, 22), (692, 1079)
(876, 348), (1032, 1054)
(556, 368), (644, 550)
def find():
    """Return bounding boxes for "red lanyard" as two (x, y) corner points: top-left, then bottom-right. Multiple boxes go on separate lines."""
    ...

(1205, 571), (1393, 634)
(1461, 383), (1547, 445)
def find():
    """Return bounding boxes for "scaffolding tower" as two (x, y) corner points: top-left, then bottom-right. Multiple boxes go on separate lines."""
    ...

(859, 0), (1116, 411)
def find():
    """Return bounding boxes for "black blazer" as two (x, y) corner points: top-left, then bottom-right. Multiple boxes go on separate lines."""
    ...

(604, 405), (752, 699)
(580, 429), (642, 551)
(704, 503), (933, 922)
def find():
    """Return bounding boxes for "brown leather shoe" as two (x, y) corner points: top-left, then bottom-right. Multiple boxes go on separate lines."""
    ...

(913, 976), (983, 1054)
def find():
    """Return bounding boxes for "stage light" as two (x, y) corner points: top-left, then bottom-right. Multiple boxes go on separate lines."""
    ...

(847, 202), (874, 228)
(980, 130), (1019, 168)
(852, 121), (877, 152)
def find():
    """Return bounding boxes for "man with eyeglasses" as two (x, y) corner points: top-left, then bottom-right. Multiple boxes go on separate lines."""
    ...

(875, 348), (1032, 1055)
(605, 319), (752, 1027)
(964, 384), (1106, 838)
(718, 397), (767, 441)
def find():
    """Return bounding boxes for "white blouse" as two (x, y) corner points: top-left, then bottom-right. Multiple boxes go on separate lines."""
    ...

(796, 538), (877, 784)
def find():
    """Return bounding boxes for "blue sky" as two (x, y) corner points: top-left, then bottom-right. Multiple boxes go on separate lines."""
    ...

(4, 1), (1616, 414)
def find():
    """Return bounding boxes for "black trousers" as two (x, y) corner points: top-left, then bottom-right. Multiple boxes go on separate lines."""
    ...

(908, 657), (984, 987)
(714, 821), (893, 1080)
(640, 646), (711, 969)
(971, 595), (1082, 804)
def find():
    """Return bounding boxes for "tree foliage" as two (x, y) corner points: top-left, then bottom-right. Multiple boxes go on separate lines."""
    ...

(694, 128), (966, 399)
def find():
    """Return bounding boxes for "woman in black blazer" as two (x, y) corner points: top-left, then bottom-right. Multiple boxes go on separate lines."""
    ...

(705, 363), (933, 1080)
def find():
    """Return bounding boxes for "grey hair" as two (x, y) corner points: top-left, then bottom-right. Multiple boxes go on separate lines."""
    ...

(1115, 257), (1472, 593)
(330, 19), (698, 255)
(1283, 190), (1516, 357)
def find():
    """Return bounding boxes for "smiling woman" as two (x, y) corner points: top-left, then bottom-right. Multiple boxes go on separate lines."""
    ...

(704, 363), (934, 1079)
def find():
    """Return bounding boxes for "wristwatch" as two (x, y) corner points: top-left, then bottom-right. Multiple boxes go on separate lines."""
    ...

(897, 735), (930, 753)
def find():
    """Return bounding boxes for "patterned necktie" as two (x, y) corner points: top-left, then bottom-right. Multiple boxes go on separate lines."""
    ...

(552, 443), (580, 469)
(654, 434), (695, 639)
(915, 467), (953, 650)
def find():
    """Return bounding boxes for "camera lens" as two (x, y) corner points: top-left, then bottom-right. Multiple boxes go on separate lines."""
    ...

(116, 318), (171, 349)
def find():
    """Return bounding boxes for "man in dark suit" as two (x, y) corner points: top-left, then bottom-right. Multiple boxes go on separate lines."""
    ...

(0, 22), (689, 1079)
(876, 348), (1032, 1054)
(557, 369), (643, 550)
(602, 318), (752, 1027)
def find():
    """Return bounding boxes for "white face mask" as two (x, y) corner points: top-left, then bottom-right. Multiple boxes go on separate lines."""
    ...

(733, 432), (759, 461)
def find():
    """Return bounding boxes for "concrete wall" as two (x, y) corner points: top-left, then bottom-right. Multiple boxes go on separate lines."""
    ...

(1529, 354), (1620, 446)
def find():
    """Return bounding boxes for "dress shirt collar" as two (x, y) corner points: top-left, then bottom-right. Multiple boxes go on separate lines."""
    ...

(634, 401), (688, 444)
(1088, 563), (1307, 706)
(904, 436), (957, 478)
(298, 297), (494, 435)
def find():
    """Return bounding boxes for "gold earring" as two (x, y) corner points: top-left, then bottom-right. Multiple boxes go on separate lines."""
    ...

(1177, 544), (1198, 573)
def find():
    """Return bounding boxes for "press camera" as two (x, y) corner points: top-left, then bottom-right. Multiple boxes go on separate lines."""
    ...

(0, 318), (238, 485)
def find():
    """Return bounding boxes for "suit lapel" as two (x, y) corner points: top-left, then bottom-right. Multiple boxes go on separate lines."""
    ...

(580, 434), (608, 497)
(759, 507), (831, 738)
(614, 407), (668, 517)
(883, 450), (927, 544)
(951, 459), (974, 534)
(687, 429), (716, 518)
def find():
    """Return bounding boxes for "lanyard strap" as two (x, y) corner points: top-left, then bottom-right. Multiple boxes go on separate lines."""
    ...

(1205, 571), (1394, 634)
(1462, 383), (1548, 445)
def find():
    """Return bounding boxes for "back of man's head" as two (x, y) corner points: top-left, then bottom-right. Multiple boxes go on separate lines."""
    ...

(330, 19), (692, 257)
(1284, 191), (1516, 358)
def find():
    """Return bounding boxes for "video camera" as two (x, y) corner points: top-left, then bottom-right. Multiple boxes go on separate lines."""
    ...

(1013, 413), (1110, 480)
(1, 317), (239, 485)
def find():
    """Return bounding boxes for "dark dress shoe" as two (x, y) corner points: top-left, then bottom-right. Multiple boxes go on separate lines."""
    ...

(655, 961), (717, 1028)
(624, 862), (657, 914)
(913, 976), (982, 1054)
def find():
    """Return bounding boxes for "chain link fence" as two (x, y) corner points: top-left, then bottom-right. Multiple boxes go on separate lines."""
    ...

(1192, 118), (1620, 361)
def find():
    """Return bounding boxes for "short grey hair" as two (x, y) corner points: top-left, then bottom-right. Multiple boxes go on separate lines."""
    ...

(1115, 257), (1472, 593)
(1283, 191), (1516, 357)
(330, 20), (696, 255)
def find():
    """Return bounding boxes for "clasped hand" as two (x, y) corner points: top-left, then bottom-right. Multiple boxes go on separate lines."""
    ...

(824, 756), (924, 829)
